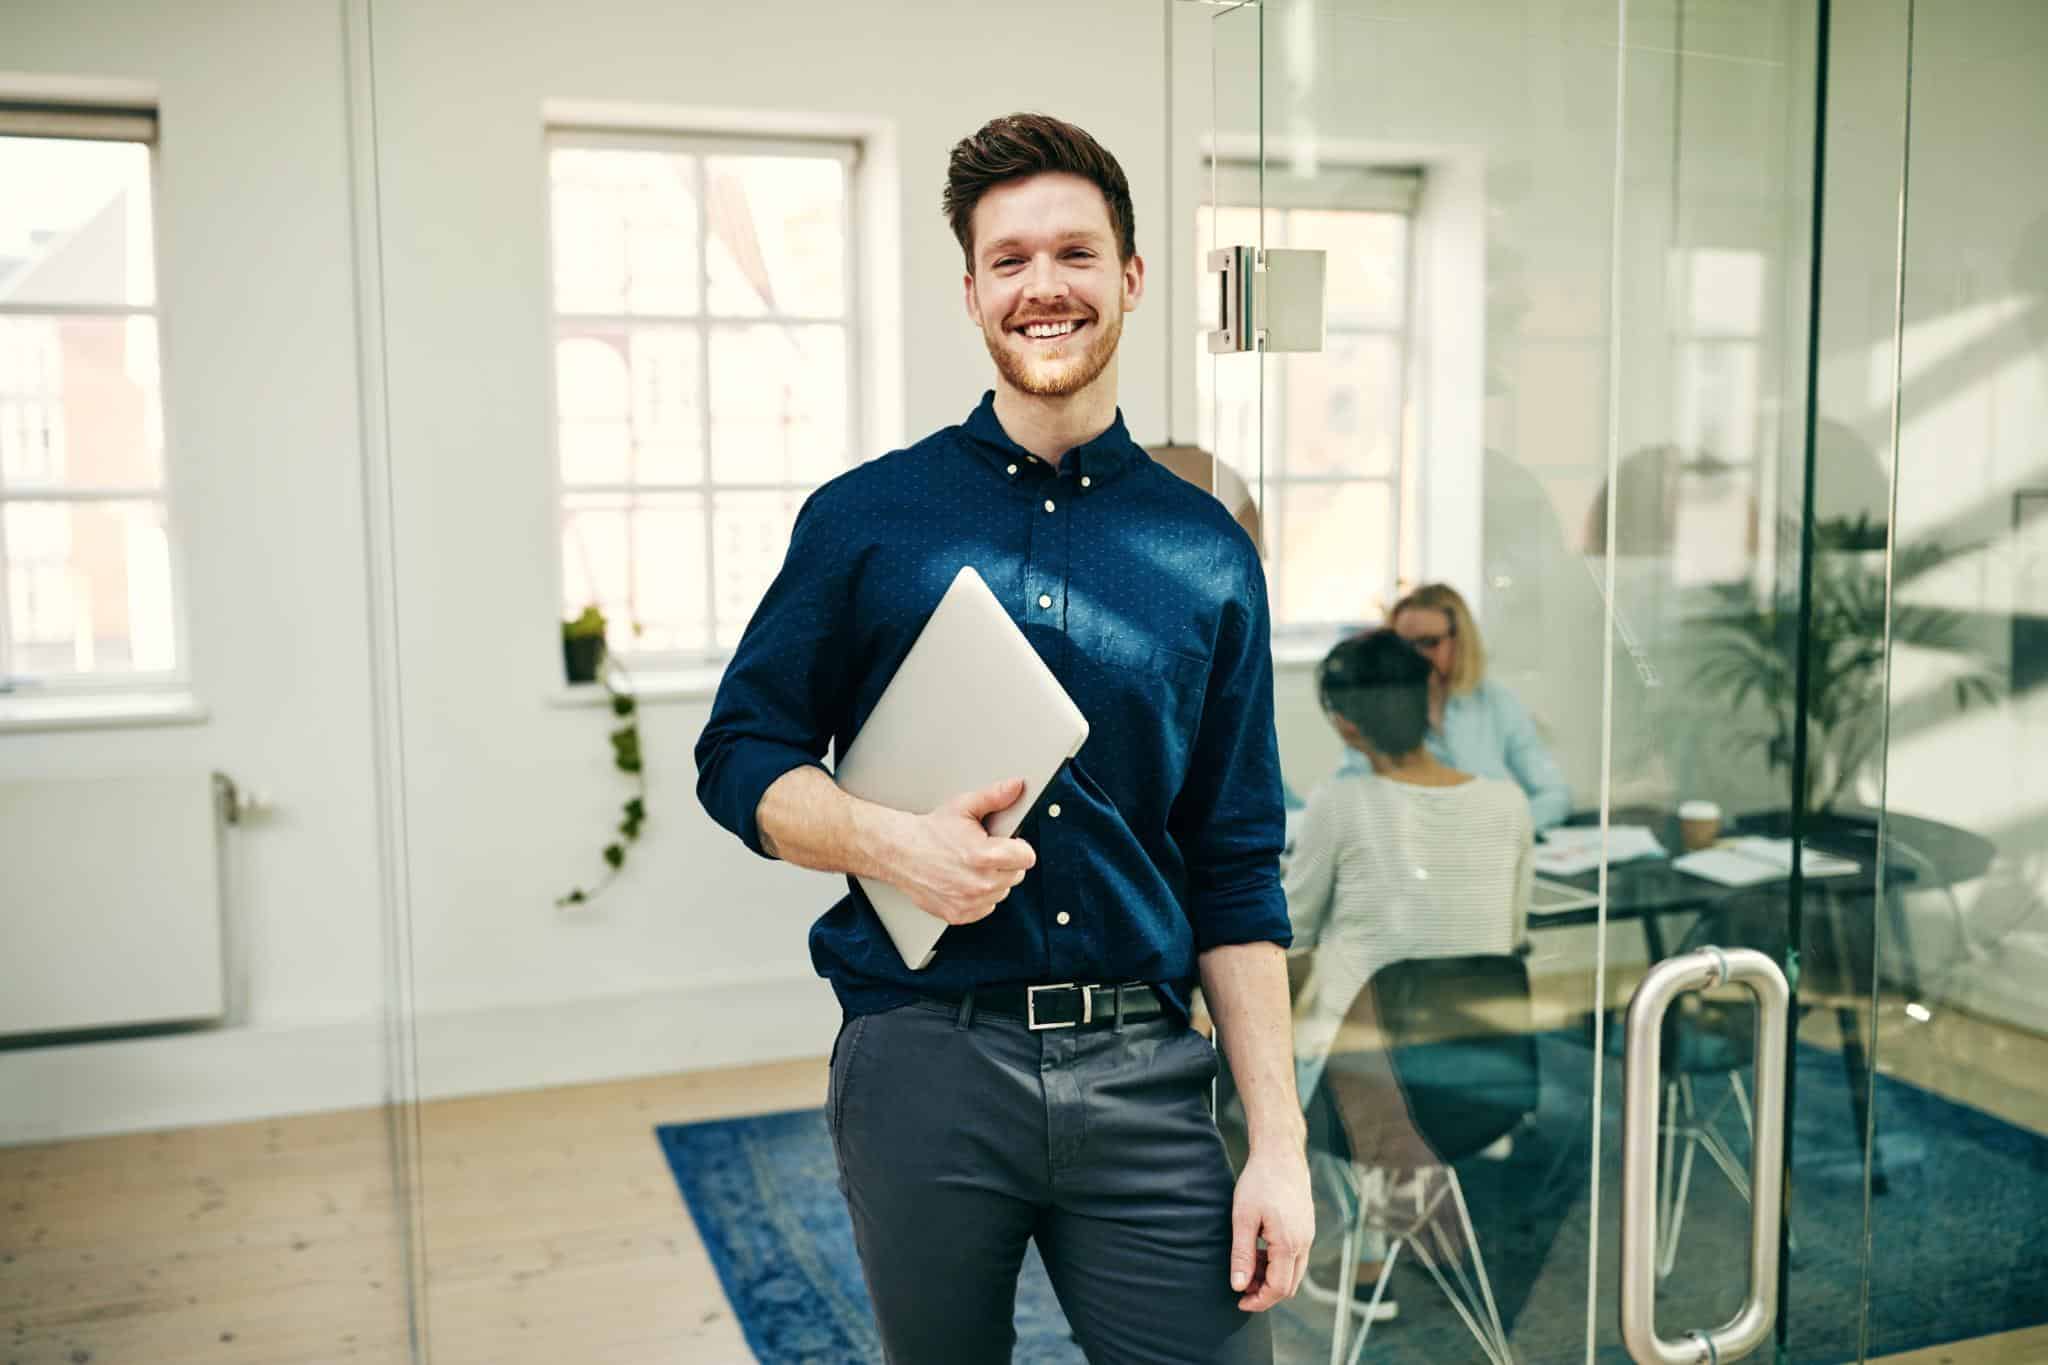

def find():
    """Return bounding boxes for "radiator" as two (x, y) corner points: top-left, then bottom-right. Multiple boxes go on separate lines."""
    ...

(0, 773), (227, 1039)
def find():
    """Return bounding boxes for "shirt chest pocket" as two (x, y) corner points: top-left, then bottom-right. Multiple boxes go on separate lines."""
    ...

(1068, 628), (1212, 785)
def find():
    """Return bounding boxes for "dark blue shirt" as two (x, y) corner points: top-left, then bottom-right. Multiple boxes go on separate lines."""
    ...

(694, 392), (1289, 1022)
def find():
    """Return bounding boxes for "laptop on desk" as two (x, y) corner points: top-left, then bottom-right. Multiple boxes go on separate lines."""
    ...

(1530, 876), (1602, 917)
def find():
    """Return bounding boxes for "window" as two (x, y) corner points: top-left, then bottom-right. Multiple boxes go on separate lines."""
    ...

(546, 128), (859, 667)
(0, 105), (179, 690)
(1195, 164), (1421, 638)
(1670, 247), (1767, 587)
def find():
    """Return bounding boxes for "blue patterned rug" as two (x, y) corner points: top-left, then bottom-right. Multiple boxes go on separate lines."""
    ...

(657, 1038), (2048, 1364)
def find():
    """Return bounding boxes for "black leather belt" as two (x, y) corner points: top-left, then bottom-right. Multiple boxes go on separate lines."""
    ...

(950, 981), (1166, 1031)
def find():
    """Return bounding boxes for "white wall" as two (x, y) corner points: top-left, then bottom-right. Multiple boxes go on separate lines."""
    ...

(0, 0), (391, 1141)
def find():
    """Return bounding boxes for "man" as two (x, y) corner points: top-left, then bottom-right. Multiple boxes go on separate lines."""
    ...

(695, 112), (1311, 1364)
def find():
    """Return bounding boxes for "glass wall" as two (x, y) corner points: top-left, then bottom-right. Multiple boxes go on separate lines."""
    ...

(335, 0), (2048, 1358)
(1205, 1), (2048, 1362)
(1867, 0), (2048, 1359)
(1190, 0), (1836, 1356)
(0, 3), (416, 1363)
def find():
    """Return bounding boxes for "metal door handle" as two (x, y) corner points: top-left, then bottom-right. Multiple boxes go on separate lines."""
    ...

(1620, 946), (1790, 1363)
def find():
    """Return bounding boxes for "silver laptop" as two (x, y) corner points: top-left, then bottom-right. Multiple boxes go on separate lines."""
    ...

(833, 565), (1091, 970)
(1530, 876), (1601, 916)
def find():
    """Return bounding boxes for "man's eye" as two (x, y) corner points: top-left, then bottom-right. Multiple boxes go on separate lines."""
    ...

(994, 257), (1023, 269)
(1064, 250), (1095, 261)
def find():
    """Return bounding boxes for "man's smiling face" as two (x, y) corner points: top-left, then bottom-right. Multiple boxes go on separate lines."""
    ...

(963, 172), (1143, 400)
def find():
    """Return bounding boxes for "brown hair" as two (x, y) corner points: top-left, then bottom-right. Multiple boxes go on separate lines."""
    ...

(942, 113), (1137, 270)
(1390, 582), (1487, 697)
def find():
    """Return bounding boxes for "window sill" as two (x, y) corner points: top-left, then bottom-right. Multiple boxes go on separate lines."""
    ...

(0, 690), (209, 734)
(547, 665), (728, 709)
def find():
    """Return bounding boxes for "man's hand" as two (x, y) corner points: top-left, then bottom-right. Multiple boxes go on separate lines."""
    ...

(1228, 1144), (1314, 1312)
(891, 777), (1037, 925)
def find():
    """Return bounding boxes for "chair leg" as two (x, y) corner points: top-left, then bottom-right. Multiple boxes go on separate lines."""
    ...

(1329, 1185), (1364, 1365)
(1406, 1222), (1512, 1365)
(1365, 1167), (1514, 1365)
(1447, 1167), (1513, 1357)
(1345, 1250), (1403, 1365)
(1726, 1070), (1798, 1254)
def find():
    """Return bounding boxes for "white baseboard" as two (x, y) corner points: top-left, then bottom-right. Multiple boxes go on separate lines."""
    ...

(410, 970), (840, 1102)
(0, 972), (842, 1146)
(0, 1014), (390, 1146)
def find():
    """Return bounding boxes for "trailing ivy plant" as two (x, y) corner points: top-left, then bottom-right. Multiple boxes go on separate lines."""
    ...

(558, 608), (648, 908)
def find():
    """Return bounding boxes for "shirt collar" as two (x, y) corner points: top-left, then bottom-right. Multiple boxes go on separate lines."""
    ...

(960, 390), (1149, 486)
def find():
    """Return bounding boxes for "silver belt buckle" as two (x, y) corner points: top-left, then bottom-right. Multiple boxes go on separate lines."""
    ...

(1027, 982), (1089, 1030)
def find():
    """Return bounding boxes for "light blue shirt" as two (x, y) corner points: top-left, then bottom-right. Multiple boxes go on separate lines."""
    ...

(1336, 678), (1572, 831)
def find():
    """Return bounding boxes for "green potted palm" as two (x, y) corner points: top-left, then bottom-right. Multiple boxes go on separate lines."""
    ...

(1693, 515), (2001, 815)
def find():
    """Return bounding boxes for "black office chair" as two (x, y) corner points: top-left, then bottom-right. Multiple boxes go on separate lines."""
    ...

(1307, 954), (1539, 1365)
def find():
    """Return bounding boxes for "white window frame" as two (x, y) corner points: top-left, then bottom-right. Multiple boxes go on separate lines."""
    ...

(1199, 160), (1423, 640)
(0, 101), (190, 702)
(544, 124), (865, 676)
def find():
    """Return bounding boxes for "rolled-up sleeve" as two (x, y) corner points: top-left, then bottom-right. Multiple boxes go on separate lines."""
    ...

(694, 491), (851, 858)
(1495, 684), (1572, 831)
(1170, 551), (1290, 952)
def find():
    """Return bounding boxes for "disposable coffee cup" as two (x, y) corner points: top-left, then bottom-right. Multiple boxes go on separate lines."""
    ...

(1678, 799), (1723, 851)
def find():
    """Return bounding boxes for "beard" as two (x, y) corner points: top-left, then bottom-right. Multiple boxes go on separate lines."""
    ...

(982, 305), (1123, 399)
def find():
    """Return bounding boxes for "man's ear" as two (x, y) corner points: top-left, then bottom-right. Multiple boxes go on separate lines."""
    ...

(1121, 251), (1145, 311)
(962, 270), (981, 327)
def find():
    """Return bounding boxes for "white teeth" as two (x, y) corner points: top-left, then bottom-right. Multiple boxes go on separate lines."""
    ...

(1022, 320), (1079, 339)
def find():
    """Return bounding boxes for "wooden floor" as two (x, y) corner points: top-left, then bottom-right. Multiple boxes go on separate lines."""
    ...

(3, 999), (2043, 1365)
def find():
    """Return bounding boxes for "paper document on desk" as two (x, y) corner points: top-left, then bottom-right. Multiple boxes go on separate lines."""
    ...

(1673, 836), (1859, 887)
(1531, 825), (1668, 877)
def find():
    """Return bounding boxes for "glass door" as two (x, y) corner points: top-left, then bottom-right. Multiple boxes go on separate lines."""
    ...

(1862, 1), (2048, 1361)
(1184, 0), (1857, 1359)
(1201, 0), (2048, 1361)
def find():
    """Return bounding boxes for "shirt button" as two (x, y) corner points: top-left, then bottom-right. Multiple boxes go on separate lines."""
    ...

(1006, 463), (1017, 476)
(1044, 499), (1056, 513)
(1048, 803), (1062, 818)
(1038, 593), (1053, 609)
(1056, 912), (1071, 926)
(1081, 476), (1092, 488)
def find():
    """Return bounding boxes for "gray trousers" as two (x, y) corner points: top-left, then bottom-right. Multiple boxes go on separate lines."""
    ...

(826, 999), (1273, 1365)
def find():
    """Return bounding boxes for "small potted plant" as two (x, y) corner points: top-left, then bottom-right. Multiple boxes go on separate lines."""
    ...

(562, 605), (608, 684)
(557, 604), (649, 907)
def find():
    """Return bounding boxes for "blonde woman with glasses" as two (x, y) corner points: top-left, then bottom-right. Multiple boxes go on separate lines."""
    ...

(1338, 583), (1571, 831)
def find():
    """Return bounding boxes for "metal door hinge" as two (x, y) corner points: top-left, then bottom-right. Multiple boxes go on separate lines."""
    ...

(1206, 245), (1327, 354)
